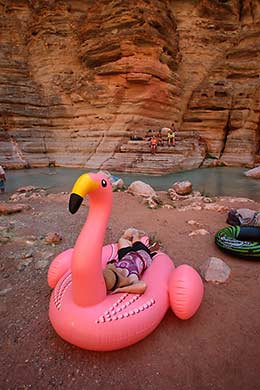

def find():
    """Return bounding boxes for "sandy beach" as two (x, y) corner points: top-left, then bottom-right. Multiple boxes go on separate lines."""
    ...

(1, 188), (260, 390)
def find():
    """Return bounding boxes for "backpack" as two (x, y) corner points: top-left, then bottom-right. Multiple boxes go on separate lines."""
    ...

(226, 209), (241, 226)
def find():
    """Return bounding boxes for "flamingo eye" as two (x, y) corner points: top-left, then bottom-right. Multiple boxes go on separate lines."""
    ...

(101, 179), (107, 187)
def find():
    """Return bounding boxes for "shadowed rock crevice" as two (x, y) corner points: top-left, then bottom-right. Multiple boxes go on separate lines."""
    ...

(220, 109), (232, 159)
(239, 0), (244, 21)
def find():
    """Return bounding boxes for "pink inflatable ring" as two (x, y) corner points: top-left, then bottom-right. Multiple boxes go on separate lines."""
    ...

(48, 172), (204, 351)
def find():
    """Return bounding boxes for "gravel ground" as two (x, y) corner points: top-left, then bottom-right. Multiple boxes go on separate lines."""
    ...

(1, 189), (260, 390)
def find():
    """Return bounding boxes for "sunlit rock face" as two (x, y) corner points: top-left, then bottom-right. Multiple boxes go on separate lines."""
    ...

(0, 0), (259, 172)
(178, 0), (260, 168)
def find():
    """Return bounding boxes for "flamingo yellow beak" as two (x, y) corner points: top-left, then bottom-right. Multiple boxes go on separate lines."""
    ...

(69, 173), (99, 214)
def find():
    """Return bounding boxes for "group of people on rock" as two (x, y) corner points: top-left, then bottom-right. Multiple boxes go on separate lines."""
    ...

(147, 124), (177, 155)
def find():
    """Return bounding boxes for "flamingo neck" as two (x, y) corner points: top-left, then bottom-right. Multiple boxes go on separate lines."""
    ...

(72, 196), (111, 307)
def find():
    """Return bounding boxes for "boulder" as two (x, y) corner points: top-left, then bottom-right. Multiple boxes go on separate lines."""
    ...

(127, 181), (157, 198)
(199, 257), (231, 283)
(244, 166), (260, 179)
(0, 203), (29, 215)
(172, 180), (193, 195)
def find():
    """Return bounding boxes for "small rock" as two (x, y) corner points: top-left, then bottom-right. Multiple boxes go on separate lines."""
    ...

(25, 241), (35, 246)
(25, 235), (37, 245)
(32, 250), (53, 269)
(172, 181), (192, 195)
(21, 250), (34, 259)
(9, 193), (21, 201)
(17, 257), (33, 271)
(0, 286), (12, 296)
(35, 259), (49, 270)
(0, 237), (9, 244)
(187, 220), (201, 226)
(162, 204), (174, 209)
(193, 191), (202, 197)
(221, 197), (253, 203)
(0, 226), (15, 240)
(30, 193), (42, 199)
(199, 257), (231, 283)
(16, 185), (37, 193)
(0, 203), (29, 215)
(34, 249), (54, 263)
(41, 251), (54, 261)
(145, 196), (161, 209)
(44, 232), (62, 245)
(202, 197), (215, 203)
(112, 178), (125, 191)
(204, 204), (228, 212)
(168, 188), (180, 201)
(189, 229), (209, 236)
(178, 205), (202, 211)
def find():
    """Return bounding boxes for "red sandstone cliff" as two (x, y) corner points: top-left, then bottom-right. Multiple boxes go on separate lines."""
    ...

(0, 0), (259, 173)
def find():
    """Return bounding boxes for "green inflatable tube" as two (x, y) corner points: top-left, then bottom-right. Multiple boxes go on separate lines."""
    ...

(215, 226), (260, 258)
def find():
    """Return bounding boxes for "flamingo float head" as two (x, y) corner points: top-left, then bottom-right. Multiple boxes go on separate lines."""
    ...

(69, 173), (112, 214)
(68, 172), (113, 307)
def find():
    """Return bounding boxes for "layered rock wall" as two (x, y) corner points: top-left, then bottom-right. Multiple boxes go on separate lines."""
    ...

(0, 0), (259, 172)
(179, 0), (260, 167)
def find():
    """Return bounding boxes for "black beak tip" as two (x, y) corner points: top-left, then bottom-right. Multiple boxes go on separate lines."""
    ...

(69, 193), (83, 214)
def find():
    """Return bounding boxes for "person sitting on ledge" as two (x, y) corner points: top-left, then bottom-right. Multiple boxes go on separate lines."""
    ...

(156, 129), (164, 146)
(150, 135), (158, 154)
(167, 127), (175, 147)
(145, 129), (154, 141)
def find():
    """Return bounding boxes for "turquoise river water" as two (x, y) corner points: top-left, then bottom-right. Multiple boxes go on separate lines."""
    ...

(3, 166), (260, 201)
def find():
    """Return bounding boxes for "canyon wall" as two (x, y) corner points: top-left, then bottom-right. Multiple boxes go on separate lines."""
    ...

(0, 0), (259, 173)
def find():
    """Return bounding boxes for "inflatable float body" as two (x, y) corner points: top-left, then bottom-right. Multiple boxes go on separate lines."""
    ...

(215, 225), (260, 258)
(48, 173), (204, 351)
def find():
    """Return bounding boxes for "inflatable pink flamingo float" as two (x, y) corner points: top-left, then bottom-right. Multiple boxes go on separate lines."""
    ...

(48, 172), (204, 351)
